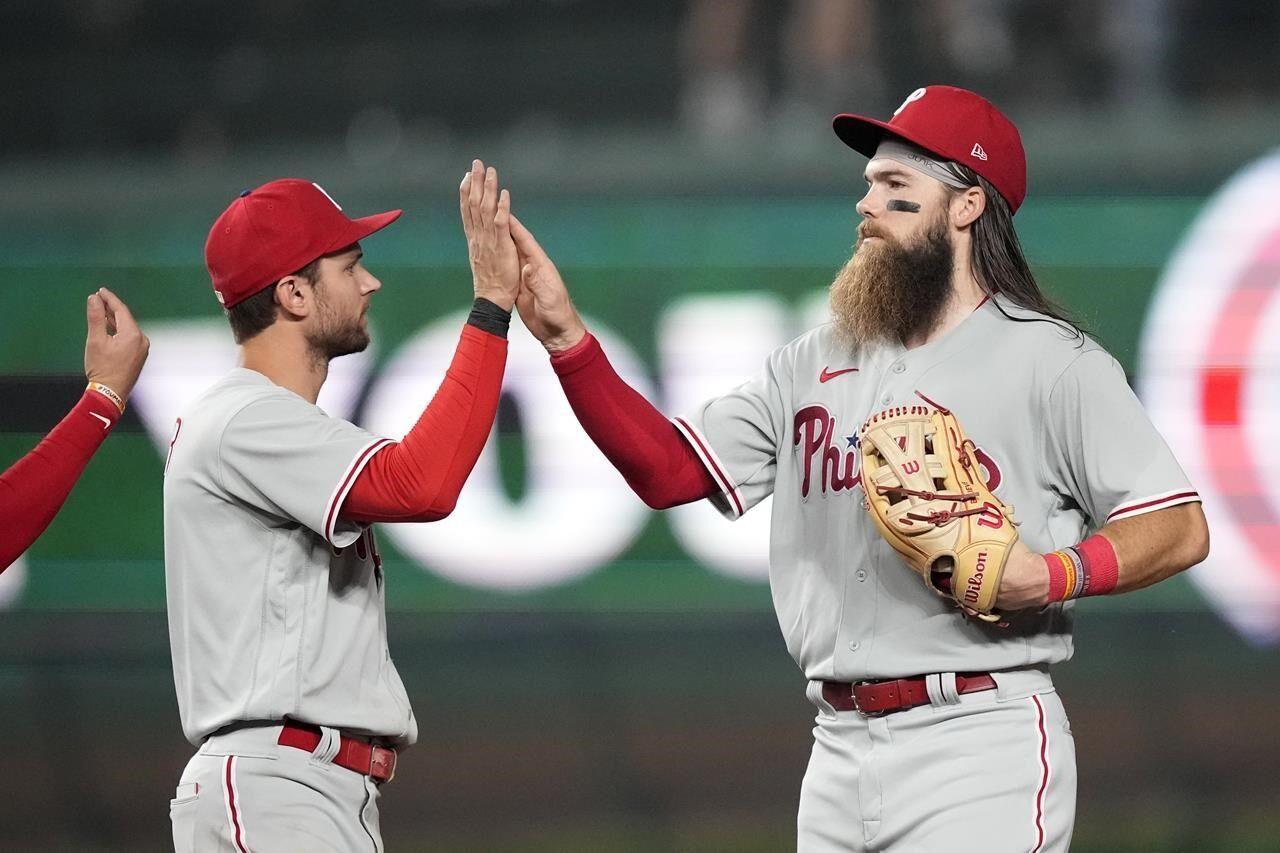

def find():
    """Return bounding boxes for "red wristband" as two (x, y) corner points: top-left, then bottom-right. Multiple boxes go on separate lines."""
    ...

(1043, 534), (1119, 602)
(1043, 551), (1073, 602)
(1075, 533), (1119, 596)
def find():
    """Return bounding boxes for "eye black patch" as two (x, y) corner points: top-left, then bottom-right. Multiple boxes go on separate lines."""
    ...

(886, 200), (921, 213)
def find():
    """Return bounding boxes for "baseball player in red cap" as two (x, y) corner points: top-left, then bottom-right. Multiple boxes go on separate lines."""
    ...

(0, 287), (149, 571)
(165, 161), (518, 850)
(510, 86), (1209, 850)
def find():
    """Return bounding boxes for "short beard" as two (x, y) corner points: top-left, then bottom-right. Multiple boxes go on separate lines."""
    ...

(305, 286), (370, 365)
(829, 216), (955, 348)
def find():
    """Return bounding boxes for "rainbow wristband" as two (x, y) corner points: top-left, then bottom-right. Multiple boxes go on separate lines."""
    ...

(86, 381), (125, 414)
(1043, 534), (1119, 602)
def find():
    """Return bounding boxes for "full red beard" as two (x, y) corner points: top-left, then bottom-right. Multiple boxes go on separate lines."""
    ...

(829, 216), (955, 348)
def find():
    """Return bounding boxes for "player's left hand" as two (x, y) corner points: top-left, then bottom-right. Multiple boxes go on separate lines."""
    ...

(459, 159), (520, 312)
(992, 539), (1050, 612)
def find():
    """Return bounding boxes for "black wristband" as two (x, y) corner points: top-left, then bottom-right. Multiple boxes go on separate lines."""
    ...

(467, 297), (512, 338)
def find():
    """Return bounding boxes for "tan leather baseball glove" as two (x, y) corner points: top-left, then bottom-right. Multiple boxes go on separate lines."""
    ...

(858, 399), (1016, 621)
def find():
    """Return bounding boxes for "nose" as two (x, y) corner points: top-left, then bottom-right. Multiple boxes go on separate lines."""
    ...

(363, 271), (382, 295)
(855, 186), (877, 219)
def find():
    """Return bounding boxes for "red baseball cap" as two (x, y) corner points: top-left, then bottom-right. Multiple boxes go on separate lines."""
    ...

(204, 178), (402, 308)
(833, 85), (1027, 214)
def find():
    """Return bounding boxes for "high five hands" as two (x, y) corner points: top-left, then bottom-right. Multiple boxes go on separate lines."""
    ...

(459, 159), (520, 311)
(458, 162), (584, 351)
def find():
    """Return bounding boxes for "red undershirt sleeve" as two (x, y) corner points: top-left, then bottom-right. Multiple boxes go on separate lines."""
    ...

(550, 332), (716, 509)
(341, 323), (508, 524)
(0, 389), (122, 571)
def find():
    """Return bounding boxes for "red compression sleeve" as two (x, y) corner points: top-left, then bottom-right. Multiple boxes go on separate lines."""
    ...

(0, 390), (122, 571)
(551, 333), (716, 509)
(341, 324), (507, 523)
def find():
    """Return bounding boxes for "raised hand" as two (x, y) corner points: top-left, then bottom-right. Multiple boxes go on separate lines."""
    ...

(459, 159), (519, 311)
(509, 214), (586, 353)
(84, 286), (150, 404)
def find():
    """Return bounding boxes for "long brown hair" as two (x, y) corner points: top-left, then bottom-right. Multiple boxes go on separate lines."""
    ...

(942, 162), (1084, 342)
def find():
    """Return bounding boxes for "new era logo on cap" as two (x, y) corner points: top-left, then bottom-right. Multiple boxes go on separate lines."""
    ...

(204, 179), (402, 309)
(832, 85), (1027, 213)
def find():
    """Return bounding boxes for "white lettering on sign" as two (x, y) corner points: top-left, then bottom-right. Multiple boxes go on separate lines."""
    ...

(659, 293), (795, 582)
(132, 293), (835, 593)
(362, 310), (651, 590)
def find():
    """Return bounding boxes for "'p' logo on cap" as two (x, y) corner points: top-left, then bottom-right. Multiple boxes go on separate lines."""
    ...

(894, 87), (927, 117)
(311, 182), (343, 211)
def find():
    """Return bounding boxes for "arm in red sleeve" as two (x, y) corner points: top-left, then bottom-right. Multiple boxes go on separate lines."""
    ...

(341, 323), (508, 524)
(0, 389), (122, 571)
(551, 332), (716, 509)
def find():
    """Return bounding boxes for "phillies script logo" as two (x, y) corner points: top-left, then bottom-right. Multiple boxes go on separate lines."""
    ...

(793, 404), (1003, 499)
(1138, 150), (1280, 644)
(794, 404), (861, 497)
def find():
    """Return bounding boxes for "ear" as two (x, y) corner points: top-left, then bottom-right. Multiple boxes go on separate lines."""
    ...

(273, 277), (314, 321)
(950, 185), (986, 229)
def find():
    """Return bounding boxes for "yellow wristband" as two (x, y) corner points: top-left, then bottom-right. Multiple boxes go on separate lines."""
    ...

(87, 382), (125, 414)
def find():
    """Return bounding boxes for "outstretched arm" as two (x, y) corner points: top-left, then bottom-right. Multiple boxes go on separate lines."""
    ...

(510, 214), (717, 509)
(0, 287), (150, 570)
(550, 333), (717, 509)
(340, 160), (519, 524)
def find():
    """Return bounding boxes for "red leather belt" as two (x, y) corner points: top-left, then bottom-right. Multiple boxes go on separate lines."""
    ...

(822, 672), (997, 716)
(278, 722), (397, 783)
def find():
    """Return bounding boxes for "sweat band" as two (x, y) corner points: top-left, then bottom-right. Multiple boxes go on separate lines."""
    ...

(1044, 534), (1120, 602)
(466, 297), (512, 338)
(872, 139), (970, 192)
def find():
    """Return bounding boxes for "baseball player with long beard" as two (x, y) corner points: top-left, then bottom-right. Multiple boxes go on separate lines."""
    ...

(164, 161), (519, 851)
(509, 86), (1209, 851)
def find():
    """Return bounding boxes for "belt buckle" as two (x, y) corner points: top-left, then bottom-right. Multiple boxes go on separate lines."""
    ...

(369, 746), (397, 783)
(850, 681), (887, 718)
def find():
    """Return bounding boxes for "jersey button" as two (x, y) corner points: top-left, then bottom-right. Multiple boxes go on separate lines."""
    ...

(880, 393), (892, 406)
(856, 569), (867, 582)
(848, 641), (860, 651)
(891, 362), (906, 374)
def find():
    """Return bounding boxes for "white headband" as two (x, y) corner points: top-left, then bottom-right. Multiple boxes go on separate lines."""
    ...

(871, 139), (969, 191)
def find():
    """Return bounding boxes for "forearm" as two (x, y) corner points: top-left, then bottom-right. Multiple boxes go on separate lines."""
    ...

(1090, 502), (1210, 594)
(551, 333), (716, 509)
(341, 303), (509, 524)
(0, 390), (121, 569)
(1002, 501), (1210, 609)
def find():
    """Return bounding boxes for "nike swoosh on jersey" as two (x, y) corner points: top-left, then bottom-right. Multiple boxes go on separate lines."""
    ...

(90, 412), (112, 430)
(819, 366), (860, 383)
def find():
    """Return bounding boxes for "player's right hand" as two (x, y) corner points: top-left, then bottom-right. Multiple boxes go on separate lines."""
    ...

(509, 213), (586, 353)
(84, 286), (150, 402)
(459, 159), (519, 311)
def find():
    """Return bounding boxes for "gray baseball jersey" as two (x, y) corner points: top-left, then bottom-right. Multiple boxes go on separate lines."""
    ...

(164, 367), (416, 747)
(674, 295), (1199, 681)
